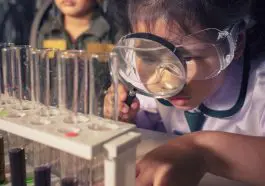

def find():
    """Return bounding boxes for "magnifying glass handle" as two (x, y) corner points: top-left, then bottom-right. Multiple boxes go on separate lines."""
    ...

(125, 90), (136, 106)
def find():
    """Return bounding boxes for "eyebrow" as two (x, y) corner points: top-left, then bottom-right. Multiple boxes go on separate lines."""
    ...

(176, 45), (215, 57)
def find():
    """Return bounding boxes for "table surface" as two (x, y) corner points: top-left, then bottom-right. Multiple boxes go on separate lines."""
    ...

(137, 129), (250, 186)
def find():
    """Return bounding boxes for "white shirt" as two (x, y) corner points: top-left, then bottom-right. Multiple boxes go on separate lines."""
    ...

(138, 56), (265, 136)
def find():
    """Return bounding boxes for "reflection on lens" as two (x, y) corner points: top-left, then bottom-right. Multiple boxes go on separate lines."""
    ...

(143, 63), (185, 97)
(163, 81), (178, 90)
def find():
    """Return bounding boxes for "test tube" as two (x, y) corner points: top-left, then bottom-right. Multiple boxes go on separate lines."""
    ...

(0, 136), (5, 184)
(61, 177), (78, 186)
(90, 154), (104, 186)
(8, 148), (26, 186)
(30, 48), (59, 125)
(12, 46), (34, 111)
(57, 50), (89, 124)
(1, 46), (33, 118)
(60, 152), (89, 186)
(0, 43), (14, 108)
(88, 53), (112, 118)
(34, 165), (51, 186)
(109, 53), (119, 121)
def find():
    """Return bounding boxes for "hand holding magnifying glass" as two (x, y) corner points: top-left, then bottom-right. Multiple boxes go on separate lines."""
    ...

(104, 84), (140, 123)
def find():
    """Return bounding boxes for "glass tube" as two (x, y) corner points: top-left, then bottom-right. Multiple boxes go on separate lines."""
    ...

(0, 43), (14, 112)
(87, 52), (119, 131)
(1, 46), (34, 118)
(57, 50), (89, 125)
(30, 48), (59, 125)
(60, 151), (89, 186)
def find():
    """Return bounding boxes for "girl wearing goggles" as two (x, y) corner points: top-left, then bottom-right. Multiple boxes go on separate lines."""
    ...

(105, 0), (265, 185)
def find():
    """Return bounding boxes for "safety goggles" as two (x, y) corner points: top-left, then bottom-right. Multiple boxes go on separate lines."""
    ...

(113, 22), (242, 99)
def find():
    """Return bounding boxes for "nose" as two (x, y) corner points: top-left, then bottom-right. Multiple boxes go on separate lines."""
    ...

(168, 85), (191, 99)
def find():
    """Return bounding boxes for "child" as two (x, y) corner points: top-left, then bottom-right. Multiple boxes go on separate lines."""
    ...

(104, 0), (265, 185)
(35, 0), (120, 116)
(37, 0), (116, 49)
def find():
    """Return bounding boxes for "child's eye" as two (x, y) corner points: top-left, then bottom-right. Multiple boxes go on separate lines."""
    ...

(184, 57), (203, 61)
(183, 57), (193, 61)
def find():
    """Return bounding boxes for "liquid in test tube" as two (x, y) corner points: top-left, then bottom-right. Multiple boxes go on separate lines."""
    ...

(8, 148), (26, 186)
(61, 177), (78, 186)
(34, 165), (51, 186)
(0, 136), (5, 184)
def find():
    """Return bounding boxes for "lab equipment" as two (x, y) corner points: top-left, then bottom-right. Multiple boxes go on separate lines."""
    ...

(0, 44), (140, 186)
(0, 115), (140, 186)
(113, 22), (242, 99)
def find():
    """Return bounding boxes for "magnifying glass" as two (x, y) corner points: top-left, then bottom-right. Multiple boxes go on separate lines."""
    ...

(113, 33), (187, 101)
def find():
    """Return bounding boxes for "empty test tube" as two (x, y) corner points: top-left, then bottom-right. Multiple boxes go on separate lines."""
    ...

(9, 148), (26, 186)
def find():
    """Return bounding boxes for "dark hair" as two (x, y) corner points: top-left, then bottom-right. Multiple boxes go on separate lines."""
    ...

(128, 0), (265, 58)
(106, 0), (131, 39)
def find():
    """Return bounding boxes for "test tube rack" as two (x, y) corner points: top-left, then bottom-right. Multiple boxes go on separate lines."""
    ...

(0, 111), (141, 186)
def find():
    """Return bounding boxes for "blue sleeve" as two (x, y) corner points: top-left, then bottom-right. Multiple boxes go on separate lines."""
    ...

(135, 110), (166, 133)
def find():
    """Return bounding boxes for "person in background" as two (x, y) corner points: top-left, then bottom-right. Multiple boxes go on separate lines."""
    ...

(104, 0), (265, 185)
(36, 0), (116, 50)
(34, 0), (119, 117)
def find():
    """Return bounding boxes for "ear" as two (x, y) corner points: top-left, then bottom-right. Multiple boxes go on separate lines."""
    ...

(234, 32), (246, 60)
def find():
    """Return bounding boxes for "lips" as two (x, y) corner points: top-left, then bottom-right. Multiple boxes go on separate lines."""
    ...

(169, 94), (191, 100)
(168, 89), (192, 106)
(169, 96), (191, 104)
(169, 87), (191, 100)
(62, 0), (76, 6)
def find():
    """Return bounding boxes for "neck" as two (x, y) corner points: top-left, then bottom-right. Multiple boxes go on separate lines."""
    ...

(64, 13), (92, 42)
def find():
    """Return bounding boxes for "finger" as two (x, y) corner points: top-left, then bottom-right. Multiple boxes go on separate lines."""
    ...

(118, 84), (128, 102)
(136, 164), (141, 177)
(128, 99), (140, 121)
(109, 84), (128, 102)
(135, 162), (153, 186)
(105, 92), (123, 111)
(119, 113), (129, 121)
(103, 95), (114, 118)
(130, 98), (140, 111)
(121, 98), (139, 115)
(104, 95), (121, 118)
(93, 181), (104, 186)
(135, 172), (153, 186)
(153, 164), (171, 186)
(119, 104), (139, 123)
(135, 179), (149, 186)
(121, 104), (129, 114)
(103, 106), (112, 119)
(103, 98), (110, 118)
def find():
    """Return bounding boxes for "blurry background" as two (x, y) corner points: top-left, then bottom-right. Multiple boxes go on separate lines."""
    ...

(0, 0), (129, 45)
(0, 0), (38, 44)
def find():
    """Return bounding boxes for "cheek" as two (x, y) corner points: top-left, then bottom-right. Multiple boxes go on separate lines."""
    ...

(77, 0), (93, 9)
(189, 78), (222, 94)
(187, 72), (226, 103)
(186, 56), (221, 80)
(55, 0), (63, 8)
